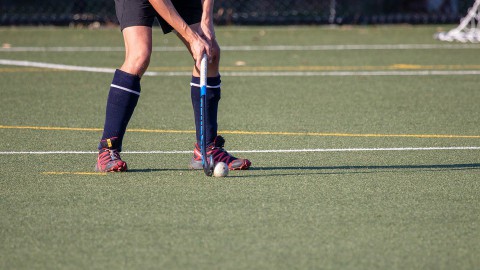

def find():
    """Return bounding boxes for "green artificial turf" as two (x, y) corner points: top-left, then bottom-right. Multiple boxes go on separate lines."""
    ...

(1, 25), (479, 269)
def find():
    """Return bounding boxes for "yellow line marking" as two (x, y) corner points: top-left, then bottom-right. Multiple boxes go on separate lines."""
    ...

(0, 125), (192, 133)
(1, 125), (479, 139)
(219, 130), (480, 139)
(0, 125), (103, 131)
(147, 64), (480, 72)
(43, 172), (107, 176)
(128, 128), (195, 134)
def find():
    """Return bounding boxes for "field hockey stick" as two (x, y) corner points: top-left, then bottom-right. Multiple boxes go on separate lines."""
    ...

(200, 53), (214, 176)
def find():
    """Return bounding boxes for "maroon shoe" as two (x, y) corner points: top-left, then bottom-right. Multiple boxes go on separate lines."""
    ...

(95, 137), (127, 172)
(190, 136), (251, 170)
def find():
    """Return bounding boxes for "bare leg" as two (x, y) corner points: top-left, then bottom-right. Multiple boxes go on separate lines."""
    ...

(96, 26), (153, 172)
(120, 26), (153, 77)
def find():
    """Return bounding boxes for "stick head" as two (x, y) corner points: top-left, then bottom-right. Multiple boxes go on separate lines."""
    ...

(203, 155), (214, 176)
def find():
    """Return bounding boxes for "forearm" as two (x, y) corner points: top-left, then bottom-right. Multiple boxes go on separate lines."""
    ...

(148, 0), (197, 42)
(201, 0), (215, 24)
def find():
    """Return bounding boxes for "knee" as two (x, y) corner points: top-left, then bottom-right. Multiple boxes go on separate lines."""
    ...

(208, 41), (221, 74)
(212, 41), (221, 63)
(123, 48), (151, 76)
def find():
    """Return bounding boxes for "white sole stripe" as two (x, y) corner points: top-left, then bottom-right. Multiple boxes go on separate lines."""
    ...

(1, 147), (479, 155)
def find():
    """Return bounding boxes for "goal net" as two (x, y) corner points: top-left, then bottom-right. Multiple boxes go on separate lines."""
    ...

(435, 0), (480, 42)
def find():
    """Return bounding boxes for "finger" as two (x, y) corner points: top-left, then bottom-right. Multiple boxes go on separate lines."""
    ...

(195, 54), (202, 70)
(205, 44), (212, 59)
(208, 48), (213, 63)
(194, 48), (203, 70)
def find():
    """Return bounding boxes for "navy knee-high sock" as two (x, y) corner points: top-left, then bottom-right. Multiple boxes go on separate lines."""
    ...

(100, 69), (141, 150)
(191, 75), (221, 145)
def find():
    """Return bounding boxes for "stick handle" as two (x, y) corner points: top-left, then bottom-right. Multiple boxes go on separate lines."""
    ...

(200, 53), (207, 92)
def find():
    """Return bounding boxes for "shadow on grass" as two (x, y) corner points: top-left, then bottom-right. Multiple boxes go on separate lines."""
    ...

(127, 168), (191, 173)
(251, 163), (480, 171)
(126, 163), (480, 177)
(235, 163), (480, 178)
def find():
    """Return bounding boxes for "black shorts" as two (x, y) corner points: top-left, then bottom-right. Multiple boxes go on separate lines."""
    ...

(114, 0), (202, 33)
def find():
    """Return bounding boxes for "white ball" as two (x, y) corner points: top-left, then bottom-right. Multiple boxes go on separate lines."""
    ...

(213, 162), (229, 177)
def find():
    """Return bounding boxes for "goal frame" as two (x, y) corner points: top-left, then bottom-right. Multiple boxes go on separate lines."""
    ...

(435, 0), (480, 43)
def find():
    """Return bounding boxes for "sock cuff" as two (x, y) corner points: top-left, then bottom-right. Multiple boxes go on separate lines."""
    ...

(207, 75), (221, 88)
(111, 69), (141, 94)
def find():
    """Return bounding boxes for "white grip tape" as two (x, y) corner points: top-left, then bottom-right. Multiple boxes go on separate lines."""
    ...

(200, 53), (207, 87)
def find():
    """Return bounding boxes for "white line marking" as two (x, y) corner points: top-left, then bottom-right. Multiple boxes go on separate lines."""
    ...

(1, 147), (479, 155)
(0, 59), (117, 73)
(223, 70), (480, 76)
(1, 44), (480, 52)
(234, 147), (480, 153)
(0, 59), (159, 76)
(0, 47), (125, 52)
(1, 59), (480, 77)
(0, 151), (99, 155)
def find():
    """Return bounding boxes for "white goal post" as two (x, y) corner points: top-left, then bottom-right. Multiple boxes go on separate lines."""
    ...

(435, 0), (480, 43)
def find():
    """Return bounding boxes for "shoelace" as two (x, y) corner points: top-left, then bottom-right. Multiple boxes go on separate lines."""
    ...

(209, 147), (235, 164)
(99, 149), (121, 163)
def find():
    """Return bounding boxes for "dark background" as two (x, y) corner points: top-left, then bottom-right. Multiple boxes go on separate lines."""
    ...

(0, 0), (471, 26)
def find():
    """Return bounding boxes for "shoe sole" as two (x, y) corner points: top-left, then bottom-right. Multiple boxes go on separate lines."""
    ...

(95, 162), (128, 172)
